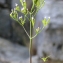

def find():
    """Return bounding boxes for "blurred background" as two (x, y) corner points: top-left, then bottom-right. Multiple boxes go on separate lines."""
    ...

(0, 0), (31, 63)
(0, 0), (63, 63)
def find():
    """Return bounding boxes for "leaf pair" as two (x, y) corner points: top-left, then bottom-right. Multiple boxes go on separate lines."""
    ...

(20, 0), (27, 14)
(20, 0), (26, 8)
(32, 0), (45, 9)
(10, 9), (18, 21)
(36, 27), (40, 34)
(42, 17), (50, 27)
(15, 4), (20, 12)
(21, 7), (28, 14)
(31, 17), (35, 28)
(19, 16), (25, 26)
(41, 56), (50, 62)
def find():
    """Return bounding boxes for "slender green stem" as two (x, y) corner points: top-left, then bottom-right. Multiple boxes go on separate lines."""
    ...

(31, 0), (34, 12)
(16, 20), (30, 38)
(25, 15), (30, 21)
(22, 26), (30, 38)
(29, 13), (32, 63)
(31, 33), (38, 39)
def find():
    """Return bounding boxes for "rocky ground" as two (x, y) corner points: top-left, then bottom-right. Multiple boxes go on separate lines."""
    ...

(0, 38), (29, 63)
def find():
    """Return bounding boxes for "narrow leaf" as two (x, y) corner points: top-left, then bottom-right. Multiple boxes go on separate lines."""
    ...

(31, 17), (35, 28)
(21, 21), (25, 26)
(20, 0), (23, 6)
(42, 17), (50, 27)
(36, 27), (40, 34)
(41, 56), (50, 62)
(21, 7), (27, 14)
(23, 0), (26, 9)
(41, 58), (47, 62)
(15, 6), (20, 11)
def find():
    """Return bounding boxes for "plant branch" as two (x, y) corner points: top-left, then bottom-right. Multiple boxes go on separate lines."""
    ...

(15, 20), (30, 38)
(31, 26), (44, 39)
(22, 26), (30, 38)
(29, 13), (32, 63)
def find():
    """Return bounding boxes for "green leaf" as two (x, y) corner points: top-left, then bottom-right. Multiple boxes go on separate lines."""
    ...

(33, 0), (37, 5)
(20, 0), (27, 14)
(23, 0), (26, 9)
(20, 0), (23, 6)
(21, 7), (27, 14)
(15, 5), (20, 12)
(41, 57), (47, 62)
(14, 11), (18, 20)
(36, 27), (40, 34)
(10, 9), (18, 20)
(21, 21), (25, 26)
(40, 0), (45, 7)
(10, 12), (13, 18)
(33, 0), (40, 8)
(10, 9), (14, 17)
(31, 17), (35, 28)
(42, 17), (50, 27)
(36, 0), (40, 8)
(33, 0), (45, 9)
(41, 56), (50, 62)
(19, 16), (25, 26)
(20, 0), (26, 8)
